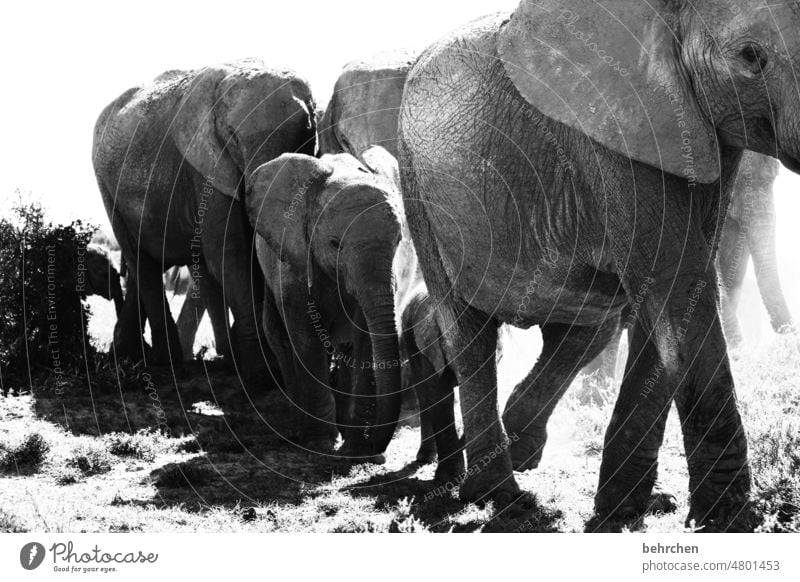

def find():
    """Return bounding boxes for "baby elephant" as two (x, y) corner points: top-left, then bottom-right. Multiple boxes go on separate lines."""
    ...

(247, 147), (404, 459)
(81, 244), (124, 316)
(399, 284), (463, 482)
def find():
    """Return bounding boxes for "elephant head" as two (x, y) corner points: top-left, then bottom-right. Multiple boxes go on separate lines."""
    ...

(497, 0), (800, 182)
(247, 146), (405, 452)
(171, 60), (317, 199)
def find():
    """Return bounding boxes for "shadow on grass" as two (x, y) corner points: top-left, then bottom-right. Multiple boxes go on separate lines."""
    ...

(343, 464), (564, 533)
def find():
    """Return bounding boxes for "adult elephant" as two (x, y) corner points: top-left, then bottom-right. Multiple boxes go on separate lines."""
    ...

(93, 60), (316, 385)
(586, 152), (793, 378)
(399, 0), (800, 531)
(719, 151), (793, 346)
(80, 244), (124, 316)
(319, 49), (416, 160)
(247, 146), (404, 457)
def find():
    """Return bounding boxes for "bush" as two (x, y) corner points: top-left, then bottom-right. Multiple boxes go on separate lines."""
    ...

(65, 442), (113, 477)
(0, 432), (50, 475)
(0, 198), (98, 390)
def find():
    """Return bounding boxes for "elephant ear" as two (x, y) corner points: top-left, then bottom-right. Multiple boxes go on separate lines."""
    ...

(497, 0), (720, 183)
(247, 154), (334, 280)
(361, 145), (401, 193)
(173, 66), (242, 198)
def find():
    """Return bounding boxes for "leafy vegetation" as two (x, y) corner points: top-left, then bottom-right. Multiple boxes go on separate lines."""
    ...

(0, 198), (97, 390)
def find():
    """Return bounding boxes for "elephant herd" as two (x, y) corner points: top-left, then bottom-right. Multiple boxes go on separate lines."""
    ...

(89, 0), (800, 531)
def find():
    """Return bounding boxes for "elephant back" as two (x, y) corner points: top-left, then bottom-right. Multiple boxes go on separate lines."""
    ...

(93, 60), (317, 203)
(320, 49), (417, 161)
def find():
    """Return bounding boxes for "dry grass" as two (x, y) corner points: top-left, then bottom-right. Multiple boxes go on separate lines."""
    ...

(0, 295), (798, 533)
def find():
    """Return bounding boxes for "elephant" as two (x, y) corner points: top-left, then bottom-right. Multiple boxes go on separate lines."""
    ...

(319, 49), (417, 160)
(398, 0), (800, 531)
(718, 151), (794, 346)
(93, 59), (317, 384)
(163, 266), (232, 361)
(585, 151), (793, 379)
(79, 244), (124, 316)
(246, 146), (405, 457)
(399, 282), (462, 474)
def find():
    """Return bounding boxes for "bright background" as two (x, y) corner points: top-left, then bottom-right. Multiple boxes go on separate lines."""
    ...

(1, 0), (798, 342)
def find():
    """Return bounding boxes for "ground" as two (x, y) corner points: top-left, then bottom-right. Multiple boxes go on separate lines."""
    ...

(0, 297), (798, 533)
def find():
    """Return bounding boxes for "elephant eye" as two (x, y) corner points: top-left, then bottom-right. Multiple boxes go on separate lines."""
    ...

(330, 238), (341, 249)
(740, 44), (768, 72)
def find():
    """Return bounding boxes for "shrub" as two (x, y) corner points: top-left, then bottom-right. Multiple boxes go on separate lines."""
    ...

(0, 432), (50, 475)
(0, 198), (98, 390)
(65, 442), (113, 477)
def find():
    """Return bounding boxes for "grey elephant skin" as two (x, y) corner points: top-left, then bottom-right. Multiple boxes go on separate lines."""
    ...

(319, 50), (417, 160)
(80, 244), (124, 316)
(586, 151), (794, 378)
(93, 60), (316, 384)
(398, 0), (800, 531)
(719, 151), (794, 345)
(247, 147), (405, 457)
(399, 283), (462, 479)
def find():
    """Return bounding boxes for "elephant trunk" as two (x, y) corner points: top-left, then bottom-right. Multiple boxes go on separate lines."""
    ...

(361, 290), (402, 454)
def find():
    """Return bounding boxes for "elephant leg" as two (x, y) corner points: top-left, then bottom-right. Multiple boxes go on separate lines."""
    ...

(331, 345), (355, 442)
(201, 191), (266, 387)
(413, 383), (438, 465)
(113, 274), (148, 361)
(121, 252), (180, 366)
(264, 284), (337, 452)
(591, 321), (675, 528)
(717, 218), (748, 346)
(581, 329), (623, 380)
(438, 303), (518, 505)
(413, 364), (461, 482)
(596, 280), (750, 530)
(503, 316), (622, 471)
(336, 328), (385, 461)
(199, 268), (232, 360)
(748, 212), (794, 333)
(176, 289), (203, 361)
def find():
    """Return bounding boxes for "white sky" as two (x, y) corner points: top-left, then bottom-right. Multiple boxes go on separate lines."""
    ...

(2, 0), (798, 332)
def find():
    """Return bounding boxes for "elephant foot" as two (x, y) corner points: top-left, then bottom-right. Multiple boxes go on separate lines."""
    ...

(589, 480), (679, 531)
(112, 330), (151, 364)
(434, 452), (466, 484)
(508, 428), (546, 471)
(416, 440), (437, 465)
(648, 482), (678, 515)
(686, 498), (755, 532)
(304, 436), (337, 459)
(458, 451), (520, 507)
(336, 439), (386, 465)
